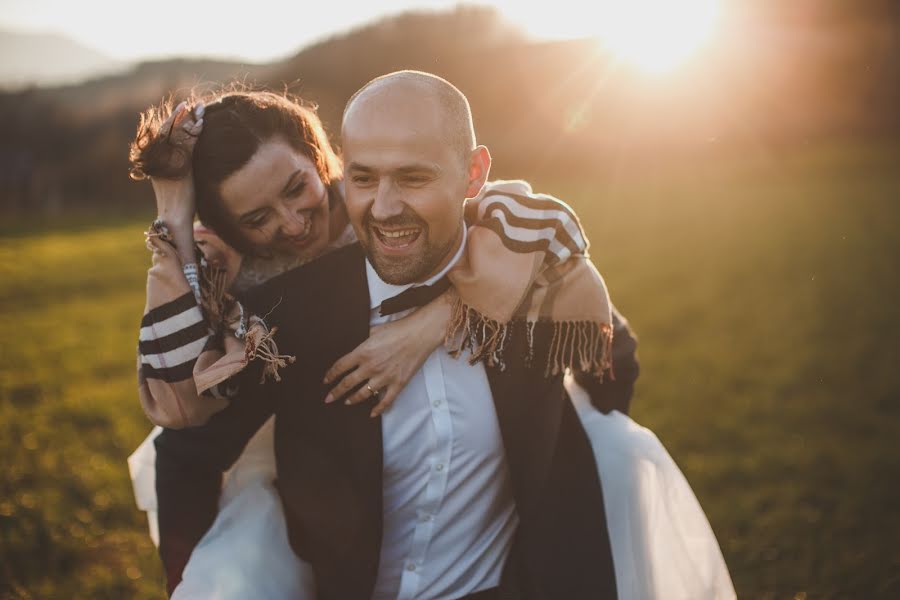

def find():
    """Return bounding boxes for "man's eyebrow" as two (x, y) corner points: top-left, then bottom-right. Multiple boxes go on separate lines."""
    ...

(395, 164), (441, 175)
(345, 162), (441, 174)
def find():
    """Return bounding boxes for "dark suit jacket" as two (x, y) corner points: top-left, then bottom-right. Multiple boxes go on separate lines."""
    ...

(155, 242), (638, 599)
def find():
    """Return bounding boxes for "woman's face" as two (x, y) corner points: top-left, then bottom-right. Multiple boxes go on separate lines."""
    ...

(219, 136), (332, 259)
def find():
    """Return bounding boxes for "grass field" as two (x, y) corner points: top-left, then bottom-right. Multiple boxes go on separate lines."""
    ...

(1, 141), (898, 599)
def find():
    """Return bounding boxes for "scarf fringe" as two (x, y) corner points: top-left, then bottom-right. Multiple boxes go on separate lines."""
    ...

(199, 262), (296, 384)
(199, 262), (231, 327)
(244, 323), (297, 384)
(446, 299), (614, 379)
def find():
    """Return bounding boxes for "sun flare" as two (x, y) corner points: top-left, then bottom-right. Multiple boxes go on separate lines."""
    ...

(594, 0), (720, 73)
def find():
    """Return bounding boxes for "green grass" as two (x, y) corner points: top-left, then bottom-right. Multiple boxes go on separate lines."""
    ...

(2, 141), (899, 599)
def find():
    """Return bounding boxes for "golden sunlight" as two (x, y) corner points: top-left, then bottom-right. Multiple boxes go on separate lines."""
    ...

(593, 0), (721, 73)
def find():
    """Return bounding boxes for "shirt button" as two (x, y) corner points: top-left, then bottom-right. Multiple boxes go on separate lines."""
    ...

(435, 463), (444, 472)
(432, 399), (442, 408)
(406, 563), (417, 572)
(420, 514), (433, 523)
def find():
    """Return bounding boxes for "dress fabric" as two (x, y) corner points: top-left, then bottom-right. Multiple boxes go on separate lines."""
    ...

(129, 376), (736, 600)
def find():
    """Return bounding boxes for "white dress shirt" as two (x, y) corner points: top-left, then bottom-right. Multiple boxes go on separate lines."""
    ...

(369, 228), (519, 600)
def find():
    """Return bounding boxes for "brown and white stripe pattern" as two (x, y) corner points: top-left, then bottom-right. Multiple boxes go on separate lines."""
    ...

(450, 180), (613, 376)
(138, 291), (210, 383)
(137, 180), (607, 427)
(470, 180), (590, 266)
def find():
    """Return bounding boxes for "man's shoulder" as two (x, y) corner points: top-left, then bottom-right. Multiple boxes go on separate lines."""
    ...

(239, 242), (365, 312)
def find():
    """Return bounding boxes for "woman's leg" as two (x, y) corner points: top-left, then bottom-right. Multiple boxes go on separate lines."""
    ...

(128, 418), (316, 598)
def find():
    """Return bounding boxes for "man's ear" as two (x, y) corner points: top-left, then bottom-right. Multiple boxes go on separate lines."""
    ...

(464, 145), (492, 199)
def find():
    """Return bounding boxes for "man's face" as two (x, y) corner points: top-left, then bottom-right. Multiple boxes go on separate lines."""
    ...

(342, 88), (476, 285)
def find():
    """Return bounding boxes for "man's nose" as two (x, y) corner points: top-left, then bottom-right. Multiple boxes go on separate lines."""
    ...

(370, 179), (404, 221)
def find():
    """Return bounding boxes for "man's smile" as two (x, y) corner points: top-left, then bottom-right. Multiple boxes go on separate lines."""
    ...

(372, 225), (423, 253)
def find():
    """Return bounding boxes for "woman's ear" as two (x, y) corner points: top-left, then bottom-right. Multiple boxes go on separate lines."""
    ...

(464, 145), (492, 199)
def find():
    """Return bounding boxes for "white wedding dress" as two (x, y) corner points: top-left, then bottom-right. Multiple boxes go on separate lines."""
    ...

(128, 374), (736, 600)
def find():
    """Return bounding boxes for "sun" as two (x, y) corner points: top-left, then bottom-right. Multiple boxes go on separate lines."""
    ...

(594, 0), (721, 73)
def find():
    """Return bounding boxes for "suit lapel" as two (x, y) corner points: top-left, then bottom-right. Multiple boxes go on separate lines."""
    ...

(335, 245), (385, 592)
(485, 324), (565, 521)
(281, 242), (385, 593)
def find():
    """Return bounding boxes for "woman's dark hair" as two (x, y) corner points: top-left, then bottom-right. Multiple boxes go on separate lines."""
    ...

(129, 87), (342, 255)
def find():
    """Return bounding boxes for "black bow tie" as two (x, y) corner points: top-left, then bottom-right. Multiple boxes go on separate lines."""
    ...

(379, 275), (451, 316)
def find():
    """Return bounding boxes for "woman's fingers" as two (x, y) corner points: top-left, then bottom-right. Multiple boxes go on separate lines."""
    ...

(157, 101), (186, 140)
(323, 350), (361, 385)
(144, 233), (170, 255)
(323, 364), (369, 404)
(168, 102), (202, 149)
(183, 117), (204, 138)
(342, 379), (384, 407)
(182, 101), (205, 137)
(369, 387), (400, 418)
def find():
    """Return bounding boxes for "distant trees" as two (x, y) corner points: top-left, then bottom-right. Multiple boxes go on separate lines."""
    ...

(1, 4), (897, 215)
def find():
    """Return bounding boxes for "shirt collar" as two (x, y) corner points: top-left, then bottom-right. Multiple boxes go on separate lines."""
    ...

(367, 223), (467, 310)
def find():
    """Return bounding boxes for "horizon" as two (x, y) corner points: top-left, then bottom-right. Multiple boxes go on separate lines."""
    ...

(0, 0), (610, 65)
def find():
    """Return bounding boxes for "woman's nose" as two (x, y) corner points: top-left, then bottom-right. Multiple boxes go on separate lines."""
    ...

(279, 210), (308, 237)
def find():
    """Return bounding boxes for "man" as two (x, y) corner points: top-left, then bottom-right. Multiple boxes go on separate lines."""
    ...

(155, 71), (638, 599)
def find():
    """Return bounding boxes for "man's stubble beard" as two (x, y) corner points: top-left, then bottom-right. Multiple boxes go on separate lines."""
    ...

(361, 209), (459, 285)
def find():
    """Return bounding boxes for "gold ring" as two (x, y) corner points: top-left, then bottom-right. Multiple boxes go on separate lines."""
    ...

(366, 383), (379, 398)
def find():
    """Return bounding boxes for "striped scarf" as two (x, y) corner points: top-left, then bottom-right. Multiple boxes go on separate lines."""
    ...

(447, 180), (613, 377)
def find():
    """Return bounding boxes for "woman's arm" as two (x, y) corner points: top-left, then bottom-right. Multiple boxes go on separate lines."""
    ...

(323, 179), (619, 418)
(138, 233), (227, 428)
(141, 100), (205, 267)
(139, 228), (289, 428)
(322, 289), (454, 417)
(134, 100), (291, 428)
(134, 101), (217, 428)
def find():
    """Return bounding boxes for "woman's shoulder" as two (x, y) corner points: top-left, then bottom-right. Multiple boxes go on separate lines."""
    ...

(238, 242), (364, 307)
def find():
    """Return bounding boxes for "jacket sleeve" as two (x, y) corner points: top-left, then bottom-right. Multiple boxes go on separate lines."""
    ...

(573, 304), (639, 415)
(137, 234), (230, 428)
(138, 229), (291, 428)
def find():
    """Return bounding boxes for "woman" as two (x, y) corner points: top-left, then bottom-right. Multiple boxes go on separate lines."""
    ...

(128, 89), (735, 599)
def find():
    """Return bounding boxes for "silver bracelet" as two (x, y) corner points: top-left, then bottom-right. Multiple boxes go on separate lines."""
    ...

(183, 262), (202, 303)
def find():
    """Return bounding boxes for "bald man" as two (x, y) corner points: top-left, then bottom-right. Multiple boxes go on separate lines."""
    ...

(154, 71), (632, 600)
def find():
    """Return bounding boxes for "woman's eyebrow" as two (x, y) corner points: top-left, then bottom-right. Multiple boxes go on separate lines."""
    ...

(239, 206), (269, 223)
(281, 169), (305, 196)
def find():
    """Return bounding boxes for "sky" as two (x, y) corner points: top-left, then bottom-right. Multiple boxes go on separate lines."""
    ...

(0, 0), (606, 63)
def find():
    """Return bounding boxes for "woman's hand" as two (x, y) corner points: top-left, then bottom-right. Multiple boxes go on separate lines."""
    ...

(194, 223), (243, 289)
(323, 291), (454, 418)
(150, 101), (205, 264)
